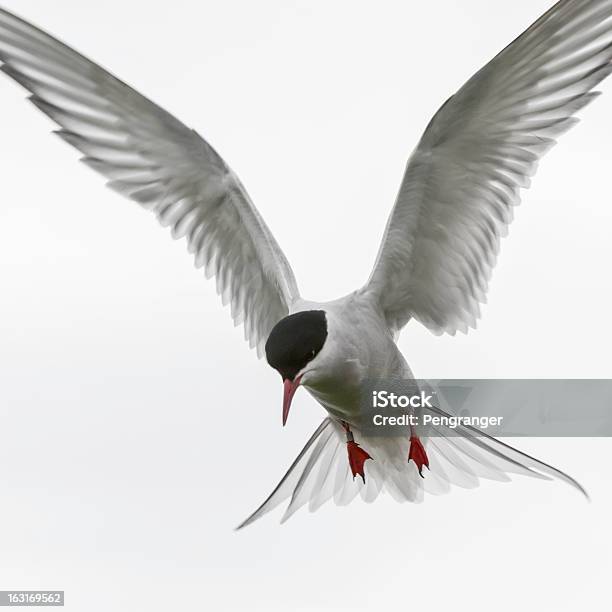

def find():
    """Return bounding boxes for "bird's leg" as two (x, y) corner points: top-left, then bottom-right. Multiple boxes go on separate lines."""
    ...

(340, 421), (372, 483)
(408, 422), (429, 478)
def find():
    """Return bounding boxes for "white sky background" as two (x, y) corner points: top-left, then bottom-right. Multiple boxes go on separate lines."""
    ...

(0, 0), (610, 610)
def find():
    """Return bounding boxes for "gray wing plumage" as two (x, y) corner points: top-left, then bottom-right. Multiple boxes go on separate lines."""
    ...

(366, 0), (612, 335)
(0, 7), (300, 355)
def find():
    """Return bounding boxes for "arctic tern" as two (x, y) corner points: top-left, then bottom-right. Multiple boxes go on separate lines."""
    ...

(0, 0), (607, 527)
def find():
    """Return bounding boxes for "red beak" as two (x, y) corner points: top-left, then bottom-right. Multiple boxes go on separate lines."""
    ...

(282, 375), (302, 426)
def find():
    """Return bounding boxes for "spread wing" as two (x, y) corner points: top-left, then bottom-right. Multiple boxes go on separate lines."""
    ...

(365, 0), (612, 334)
(0, 7), (300, 355)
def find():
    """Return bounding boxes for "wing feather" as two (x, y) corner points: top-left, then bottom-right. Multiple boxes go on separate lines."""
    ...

(0, 7), (299, 355)
(365, 0), (612, 334)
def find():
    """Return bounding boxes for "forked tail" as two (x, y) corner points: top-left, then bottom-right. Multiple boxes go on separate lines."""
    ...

(236, 409), (587, 529)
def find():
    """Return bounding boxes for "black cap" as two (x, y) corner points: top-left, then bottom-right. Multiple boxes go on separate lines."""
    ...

(265, 310), (327, 381)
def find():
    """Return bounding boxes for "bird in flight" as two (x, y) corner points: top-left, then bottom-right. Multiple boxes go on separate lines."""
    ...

(0, 0), (608, 527)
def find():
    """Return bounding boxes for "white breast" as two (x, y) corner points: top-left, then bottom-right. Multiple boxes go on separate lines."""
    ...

(291, 292), (412, 424)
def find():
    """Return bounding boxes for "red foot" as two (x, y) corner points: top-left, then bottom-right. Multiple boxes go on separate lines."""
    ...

(408, 436), (429, 478)
(347, 440), (372, 483)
